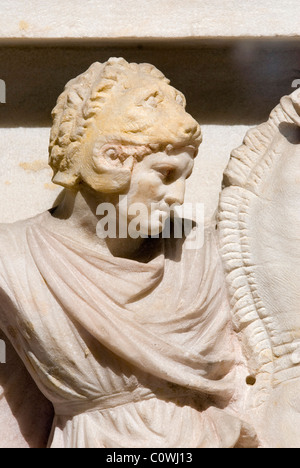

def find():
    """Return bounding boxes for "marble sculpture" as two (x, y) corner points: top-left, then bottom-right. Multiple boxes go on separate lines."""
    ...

(0, 58), (299, 448)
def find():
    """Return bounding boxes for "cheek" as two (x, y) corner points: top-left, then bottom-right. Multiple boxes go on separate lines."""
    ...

(130, 175), (164, 205)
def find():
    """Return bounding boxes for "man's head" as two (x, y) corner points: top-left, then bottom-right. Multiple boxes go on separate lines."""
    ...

(49, 58), (202, 192)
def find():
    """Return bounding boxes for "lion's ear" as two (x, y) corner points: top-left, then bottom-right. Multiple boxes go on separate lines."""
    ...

(281, 89), (300, 126)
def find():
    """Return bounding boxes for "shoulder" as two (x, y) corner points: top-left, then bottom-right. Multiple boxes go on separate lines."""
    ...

(0, 217), (33, 257)
(0, 211), (48, 245)
(0, 212), (49, 285)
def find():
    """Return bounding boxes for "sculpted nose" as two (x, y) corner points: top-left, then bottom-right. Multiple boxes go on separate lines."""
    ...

(165, 179), (185, 206)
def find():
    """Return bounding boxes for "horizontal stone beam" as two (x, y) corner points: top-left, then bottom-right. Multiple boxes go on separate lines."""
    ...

(1, 0), (300, 41)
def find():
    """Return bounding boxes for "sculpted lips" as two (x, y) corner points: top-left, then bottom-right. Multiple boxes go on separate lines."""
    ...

(158, 202), (171, 213)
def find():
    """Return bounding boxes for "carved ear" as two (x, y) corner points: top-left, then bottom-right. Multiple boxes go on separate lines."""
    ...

(87, 144), (134, 193)
(92, 143), (134, 171)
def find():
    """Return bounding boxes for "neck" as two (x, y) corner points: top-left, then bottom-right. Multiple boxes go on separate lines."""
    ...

(51, 187), (146, 259)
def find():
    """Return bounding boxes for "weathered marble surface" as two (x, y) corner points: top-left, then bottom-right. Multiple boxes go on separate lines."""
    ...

(0, 42), (299, 224)
(0, 0), (299, 448)
(0, 330), (53, 448)
(0, 58), (258, 448)
(1, 0), (299, 40)
(219, 87), (300, 447)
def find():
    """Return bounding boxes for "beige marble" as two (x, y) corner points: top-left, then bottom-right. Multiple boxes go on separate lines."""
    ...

(219, 87), (300, 448)
(1, 41), (299, 224)
(0, 126), (249, 225)
(0, 59), (259, 448)
(0, 47), (300, 447)
(0, 0), (299, 40)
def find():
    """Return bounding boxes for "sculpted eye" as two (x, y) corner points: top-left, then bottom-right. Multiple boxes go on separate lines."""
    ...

(155, 166), (174, 180)
(141, 91), (163, 109)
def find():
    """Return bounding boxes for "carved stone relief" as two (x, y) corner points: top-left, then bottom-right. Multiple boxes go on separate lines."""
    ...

(0, 58), (299, 448)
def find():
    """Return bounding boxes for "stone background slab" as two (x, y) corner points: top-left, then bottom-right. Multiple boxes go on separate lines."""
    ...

(0, 41), (299, 223)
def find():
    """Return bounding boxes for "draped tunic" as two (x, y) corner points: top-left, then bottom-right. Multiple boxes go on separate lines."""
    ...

(0, 211), (253, 448)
